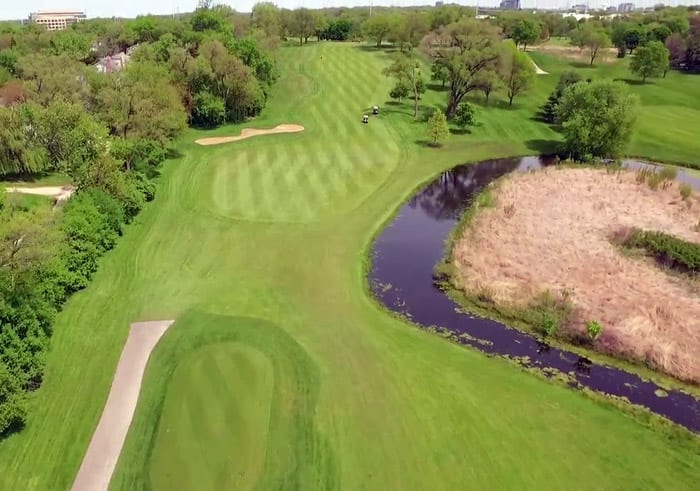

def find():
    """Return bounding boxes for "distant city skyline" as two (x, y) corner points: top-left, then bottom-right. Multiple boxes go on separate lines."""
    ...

(1, 0), (697, 21)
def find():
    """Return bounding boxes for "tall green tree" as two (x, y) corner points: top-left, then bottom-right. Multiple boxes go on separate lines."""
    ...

(363, 14), (393, 48)
(500, 41), (535, 106)
(95, 63), (187, 144)
(423, 19), (502, 118)
(556, 80), (639, 160)
(512, 19), (540, 51)
(16, 54), (88, 107)
(582, 26), (611, 66)
(427, 109), (449, 147)
(383, 53), (425, 118)
(251, 2), (282, 41)
(630, 40), (670, 82)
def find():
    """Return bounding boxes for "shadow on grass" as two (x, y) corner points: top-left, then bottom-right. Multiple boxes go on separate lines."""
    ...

(525, 139), (560, 155)
(614, 78), (647, 86)
(427, 83), (449, 92)
(415, 139), (441, 148)
(450, 128), (472, 135)
(0, 171), (59, 184)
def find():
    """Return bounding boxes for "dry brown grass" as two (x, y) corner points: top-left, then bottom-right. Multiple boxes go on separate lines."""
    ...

(453, 168), (700, 382)
(535, 44), (618, 64)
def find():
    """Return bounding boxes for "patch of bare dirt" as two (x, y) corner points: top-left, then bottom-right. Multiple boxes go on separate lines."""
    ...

(5, 185), (74, 202)
(194, 123), (305, 146)
(453, 167), (700, 383)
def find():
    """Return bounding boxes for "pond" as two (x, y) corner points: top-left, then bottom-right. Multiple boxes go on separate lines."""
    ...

(369, 156), (700, 433)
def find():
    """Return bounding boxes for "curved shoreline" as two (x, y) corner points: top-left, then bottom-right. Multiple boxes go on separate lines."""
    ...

(368, 156), (700, 433)
(71, 320), (174, 491)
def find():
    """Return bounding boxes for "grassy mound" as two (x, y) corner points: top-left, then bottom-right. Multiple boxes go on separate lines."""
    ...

(111, 312), (336, 490)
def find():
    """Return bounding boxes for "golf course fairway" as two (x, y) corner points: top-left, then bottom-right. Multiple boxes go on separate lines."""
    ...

(0, 43), (699, 490)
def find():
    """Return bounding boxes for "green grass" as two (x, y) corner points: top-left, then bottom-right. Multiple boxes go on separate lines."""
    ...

(0, 42), (699, 490)
(2, 192), (54, 211)
(0, 172), (71, 187)
(529, 50), (700, 166)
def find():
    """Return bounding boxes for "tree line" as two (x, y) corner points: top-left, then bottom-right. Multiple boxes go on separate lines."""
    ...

(0, 2), (280, 436)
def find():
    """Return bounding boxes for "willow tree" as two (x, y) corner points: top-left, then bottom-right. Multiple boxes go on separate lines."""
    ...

(422, 19), (502, 118)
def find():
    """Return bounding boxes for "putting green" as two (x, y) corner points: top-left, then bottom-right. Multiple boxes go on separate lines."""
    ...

(149, 343), (274, 490)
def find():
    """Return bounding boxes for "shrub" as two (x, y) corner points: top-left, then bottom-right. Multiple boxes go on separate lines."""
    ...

(426, 109), (449, 147)
(454, 103), (476, 130)
(0, 362), (27, 436)
(585, 320), (602, 341)
(542, 313), (558, 337)
(192, 91), (226, 127)
(680, 183), (692, 201)
(623, 229), (700, 274)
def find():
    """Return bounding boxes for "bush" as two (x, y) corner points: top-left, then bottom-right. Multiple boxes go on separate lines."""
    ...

(454, 103), (476, 130)
(585, 320), (602, 341)
(680, 183), (692, 201)
(427, 109), (449, 147)
(389, 82), (410, 102)
(192, 91), (226, 127)
(0, 362), (27, 435)
(542, 313), (558, 337)
(623, 229), (700, 274)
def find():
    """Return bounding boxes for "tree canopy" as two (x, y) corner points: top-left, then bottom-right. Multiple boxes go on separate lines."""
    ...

(557, 80), (639, 160)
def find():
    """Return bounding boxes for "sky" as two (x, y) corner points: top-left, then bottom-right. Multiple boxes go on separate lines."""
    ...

(1, 0), (696, 21)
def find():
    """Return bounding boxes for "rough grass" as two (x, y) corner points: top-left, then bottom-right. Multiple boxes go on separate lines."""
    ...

(0, 43), (699, 491)
(452, 167), (700, 383)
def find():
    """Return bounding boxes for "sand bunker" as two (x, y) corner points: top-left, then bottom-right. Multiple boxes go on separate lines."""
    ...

(72, 320), (175, 491)
(453, 167), (700, 383)
(528, 56), (548, 75)
(195, 123), (305, 146)
(5, 185), (74, 202)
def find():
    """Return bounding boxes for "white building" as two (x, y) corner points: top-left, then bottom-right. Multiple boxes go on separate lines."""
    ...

(28, 10), (86, 31)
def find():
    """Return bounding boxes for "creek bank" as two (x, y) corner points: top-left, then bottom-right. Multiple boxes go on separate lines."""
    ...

(368, 156), (700, 433)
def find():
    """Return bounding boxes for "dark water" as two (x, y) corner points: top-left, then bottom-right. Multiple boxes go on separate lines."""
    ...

(369, 156), (700, 433)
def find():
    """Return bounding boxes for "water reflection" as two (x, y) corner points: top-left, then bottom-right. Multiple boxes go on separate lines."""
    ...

(369, 156), (700, 433)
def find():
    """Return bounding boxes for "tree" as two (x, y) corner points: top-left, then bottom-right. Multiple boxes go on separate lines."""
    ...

(251, 2), (282, 41)
(430, 61), (450, 88)
(392, 12), (429, 51)
(383, 53), (425, 118)
(512, 19), (540, 51)
(427, 109), (449, 147)
(0, 106), (48, 175)
(192, 91), (226, 126)
(363, 14), (393, 48)
(474, 69), (499, 103)
(16, 54), (88, 107)
(95, 62), (187, 144)
(288, 8), (319, 45)
(500, 41), (535, 106)
(623, 25), (646, 54)
(454, 103), (475, 130)
(583, 27), (611, 66)
(389, 82), (409, 102)
(20, 100), (108, 177)
(541, 71), (582, 123)
(556, 80), (639, 160)
(423, 19), (502, 118)
(630, 41), (670, 82)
